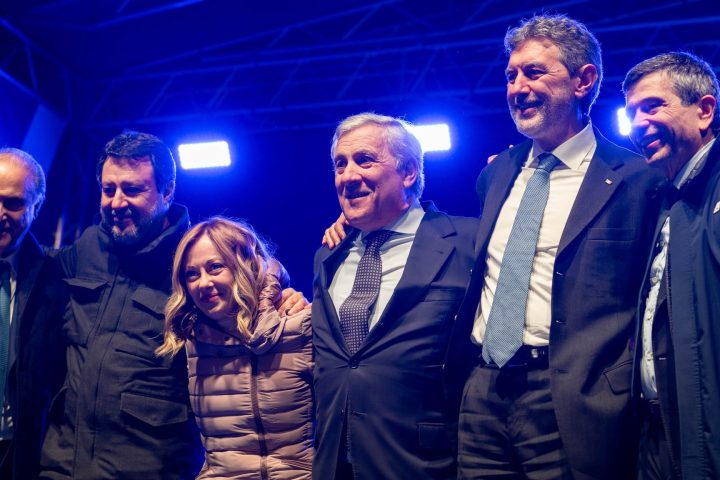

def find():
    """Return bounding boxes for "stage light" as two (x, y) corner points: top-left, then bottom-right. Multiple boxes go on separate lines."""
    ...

(178, 141), (231, 170)
(408, 123), (451, 152)
(617, 107), (632, 136)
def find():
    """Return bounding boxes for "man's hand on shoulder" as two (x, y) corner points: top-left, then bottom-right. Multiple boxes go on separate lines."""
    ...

(487, 145), (513, 164)
(321, 213), (349, 249)
(278, 288), (310, 316)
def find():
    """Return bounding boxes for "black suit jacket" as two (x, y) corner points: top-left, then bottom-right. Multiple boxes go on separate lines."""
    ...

(312, 203), (478, 480)
(3, 233), (66, 480)
(447, 131), (666, 480)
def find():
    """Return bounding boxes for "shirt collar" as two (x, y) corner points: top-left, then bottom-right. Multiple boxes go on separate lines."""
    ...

(0, 241), (21, 278)
(358, 198), (424, 242)
(529, 121), (596, 171)
(674, 137), (717, 189)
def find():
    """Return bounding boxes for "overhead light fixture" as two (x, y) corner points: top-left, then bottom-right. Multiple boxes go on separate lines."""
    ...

(408, 123), (451, 152)
(617, 107), (632, 136)
(178, 141), (231, 170)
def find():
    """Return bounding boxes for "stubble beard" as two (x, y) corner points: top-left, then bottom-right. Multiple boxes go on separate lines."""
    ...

(101, 204), (167, 248)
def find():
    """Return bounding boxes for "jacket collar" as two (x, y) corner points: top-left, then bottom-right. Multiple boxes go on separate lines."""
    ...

(99, 203), (190, 258)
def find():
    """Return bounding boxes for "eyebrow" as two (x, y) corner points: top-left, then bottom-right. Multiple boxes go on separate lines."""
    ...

(520, 62), (546, 71)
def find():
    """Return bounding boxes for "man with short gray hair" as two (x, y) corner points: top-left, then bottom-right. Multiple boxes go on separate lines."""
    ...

(624, 51), (720, 480)
(313, 112), (478, 478)
(0, 148), (66, 480)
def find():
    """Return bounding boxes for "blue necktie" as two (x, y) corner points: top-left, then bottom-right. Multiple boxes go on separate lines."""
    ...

(483, 153), (560, 367)
(339, 230), (393, 355)
(0, 262), (10, 402)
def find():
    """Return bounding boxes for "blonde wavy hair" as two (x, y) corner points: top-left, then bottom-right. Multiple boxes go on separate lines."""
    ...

(156, 216), (272, 357)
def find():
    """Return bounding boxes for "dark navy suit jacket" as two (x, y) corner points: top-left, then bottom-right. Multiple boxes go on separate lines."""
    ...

(447, 131), (666, 480)
(312, 202), (478, 480)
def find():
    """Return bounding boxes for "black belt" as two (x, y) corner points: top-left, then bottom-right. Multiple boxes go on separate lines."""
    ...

(479, 345), (549, 370)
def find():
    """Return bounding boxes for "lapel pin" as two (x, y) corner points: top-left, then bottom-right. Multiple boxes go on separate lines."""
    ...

(713, 201), (720, 214)
(605, 179), (613, 185)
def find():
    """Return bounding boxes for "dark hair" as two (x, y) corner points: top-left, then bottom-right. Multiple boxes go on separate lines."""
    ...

(97, 131), (176, 197)
(623, 52), (720, 134)
(505, 13), (603, 116)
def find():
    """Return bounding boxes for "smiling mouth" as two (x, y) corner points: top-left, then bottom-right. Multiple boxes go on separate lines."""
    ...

(201, 293), (221, 303)
(516, 101), (542, 114)
(640, 135), (661, 151)
(345, 191), (370, 200)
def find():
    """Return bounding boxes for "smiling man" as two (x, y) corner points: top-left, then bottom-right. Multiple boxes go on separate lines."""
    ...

(0, 149), (65, 480)
(623, 52), (720, 480)
(39, 131), (205, 479)
(444, 14), (666, 479)
(312, 113), (478, 479)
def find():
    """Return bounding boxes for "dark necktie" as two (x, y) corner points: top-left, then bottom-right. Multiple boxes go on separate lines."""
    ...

(483, 153), (560, 367)
(0, 262), (10, 401)
(339, 229), (393, 355)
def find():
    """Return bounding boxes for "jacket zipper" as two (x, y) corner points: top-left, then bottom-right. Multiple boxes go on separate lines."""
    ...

(250, 353), (269, 480)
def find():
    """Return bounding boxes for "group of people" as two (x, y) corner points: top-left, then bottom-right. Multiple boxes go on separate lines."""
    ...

(0, 11), (717, 480)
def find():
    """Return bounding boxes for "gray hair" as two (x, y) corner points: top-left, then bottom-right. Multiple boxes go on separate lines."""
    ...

(623, 52), (720, 134)
(505, 14), (603, 116)
(0, 147), (46, 215)
(330, 112), (425, 199)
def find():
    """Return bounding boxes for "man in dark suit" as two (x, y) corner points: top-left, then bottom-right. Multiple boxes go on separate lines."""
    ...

(446, 15), (665, 479)
(0, 148), (66, 479)
(312, 113), (478, 479)
(623, 52), (720, 480)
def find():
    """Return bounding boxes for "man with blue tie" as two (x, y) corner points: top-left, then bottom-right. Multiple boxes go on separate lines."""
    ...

(0, 148), (66, 479)
(445, 14), (666, 479)
(312, 113), (478, 479)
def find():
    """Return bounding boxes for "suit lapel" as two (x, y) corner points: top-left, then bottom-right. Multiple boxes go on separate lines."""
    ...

(558, 135), (623, 254)
(10, 235), (44, 366)
(362, 206), (454, 348)
(318, 230), (359, 356)
(475, 143), (529, 256)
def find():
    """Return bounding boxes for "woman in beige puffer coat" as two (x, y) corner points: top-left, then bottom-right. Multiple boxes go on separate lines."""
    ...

(157, 217), (313, 479)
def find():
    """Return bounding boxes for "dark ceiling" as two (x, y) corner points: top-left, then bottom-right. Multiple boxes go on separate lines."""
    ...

(4, 0), (720, 133)
(1, 0), (719, 292)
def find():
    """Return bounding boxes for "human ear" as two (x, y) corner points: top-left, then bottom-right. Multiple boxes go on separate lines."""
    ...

(574, 64), (598, 100)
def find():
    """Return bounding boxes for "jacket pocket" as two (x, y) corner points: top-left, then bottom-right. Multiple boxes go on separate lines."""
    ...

(118, 287), (169, 358)
(587, 227), (636, 241)
(120, 391), (189, 427)
(422, 287), (464, 302)
(131, 287), (167, 319)
(63, 277), (108, 346)
(603, 359), (632, 395)
(418, 422), (450, 451)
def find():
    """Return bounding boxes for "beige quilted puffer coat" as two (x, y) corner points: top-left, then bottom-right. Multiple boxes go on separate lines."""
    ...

(186, 275), (313, 479)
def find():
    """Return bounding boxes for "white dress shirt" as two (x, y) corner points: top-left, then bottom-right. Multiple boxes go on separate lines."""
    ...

(640, 138), (716, 399)
(472, 123), (596, 346)
(329, 200), (424, 330)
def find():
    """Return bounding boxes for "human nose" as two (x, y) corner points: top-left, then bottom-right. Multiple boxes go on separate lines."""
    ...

(198, 270), (213, 288)
(507, 74), (530, 96)
(629, 109), (650, 128)
(110, 191), (128, 210)
(339, 162), (362, 184)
